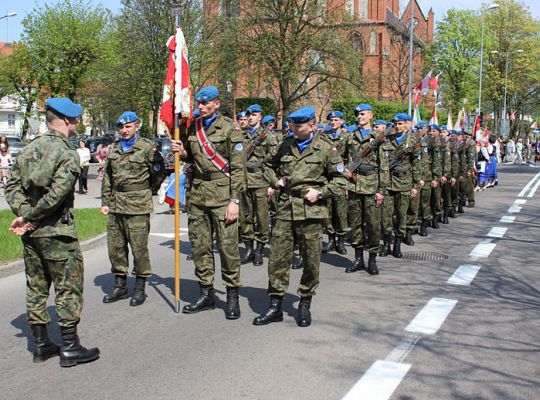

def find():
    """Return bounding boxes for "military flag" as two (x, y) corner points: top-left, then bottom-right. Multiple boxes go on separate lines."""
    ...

(446, 110), (454, 130)
(429, 102), (438, 125)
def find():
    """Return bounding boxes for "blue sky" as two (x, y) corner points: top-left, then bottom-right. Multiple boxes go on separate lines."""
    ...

(3, 0), (540, 43)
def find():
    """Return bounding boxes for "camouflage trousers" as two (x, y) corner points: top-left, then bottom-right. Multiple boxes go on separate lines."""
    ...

(431, 183), (442, 217)
(188, 202), (241, 287)
(407, 186), (431, 227)
(382, 190), (410, 238)
(451, 177), (461, 207)
(107, 213), (152, 277)
(240, 187), (270, 244)
(325, 193), (348, 237)
(348, 192), (381, 254)
(442, 181), (453, 209)
(22, 236), (83, 328)
(463, 174), (475, 205)
(267, 219), (323, 297)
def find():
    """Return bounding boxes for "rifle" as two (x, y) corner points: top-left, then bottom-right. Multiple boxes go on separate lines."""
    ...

(245, 126), (270, 159)
(348, 125), (393, 183)
(388, 127), (429, 170)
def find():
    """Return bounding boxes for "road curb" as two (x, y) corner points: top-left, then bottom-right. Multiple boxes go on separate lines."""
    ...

(0, 233), (107, 279)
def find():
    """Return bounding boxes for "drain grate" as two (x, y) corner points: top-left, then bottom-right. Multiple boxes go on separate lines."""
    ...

(402, 251), (448, 261)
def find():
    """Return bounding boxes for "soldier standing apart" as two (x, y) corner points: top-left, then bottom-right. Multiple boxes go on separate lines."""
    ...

(6, 98), (99, 367)
(101, 111), (166, 306)
(240, 104), (278, 266)
(321, 111), (349, 254)
(254, 107), (346, 327)
(343, 106), (388, 275)
(171, 86), (246, 319)
(380, 113), (420, 258)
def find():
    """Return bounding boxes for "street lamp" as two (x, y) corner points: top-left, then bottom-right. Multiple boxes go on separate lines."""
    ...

(0, 12), (17, 42)
(477, 3), (499, 119)
(491, 49), (524, 136)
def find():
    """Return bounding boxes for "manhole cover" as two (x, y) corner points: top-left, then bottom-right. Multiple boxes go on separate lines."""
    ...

(402, 252), (448, 261)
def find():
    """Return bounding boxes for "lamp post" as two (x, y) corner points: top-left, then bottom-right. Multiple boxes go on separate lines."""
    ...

(0, 12), (17, 42)
(477, 4), (499, 118)
(492, 49), (524, 136)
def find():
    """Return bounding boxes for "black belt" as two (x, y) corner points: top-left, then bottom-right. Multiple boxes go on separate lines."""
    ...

(392, 170), (408, 177)
(194, 171), (227, 181)
(114, 183), (149, 192)
(356, 170), (377, 176)
(246, 161), (262, 173)
(286, 189), (310, 198)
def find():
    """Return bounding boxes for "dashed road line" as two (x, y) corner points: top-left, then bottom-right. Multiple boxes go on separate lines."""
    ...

(507, 204), (522, 213)
(405, 298), (458, 335)
(527, 177), (540, 198)
(517, 171), (540, 197)
(447, 265), (481, 285)
(385, 334), (422, 363)
(487, 227), (507, 238)
(469, 239), (496, 259)
(499, 216), (516, 223)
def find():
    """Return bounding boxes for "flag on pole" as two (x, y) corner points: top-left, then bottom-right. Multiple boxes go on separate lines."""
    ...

(417, 70), (432, 95)
(412, 89), (421, 126)
(429, 73), (440, 97)
(446, 110), (453, 130)
(508, 110), (516, 121)
(429, 102), (438, 125)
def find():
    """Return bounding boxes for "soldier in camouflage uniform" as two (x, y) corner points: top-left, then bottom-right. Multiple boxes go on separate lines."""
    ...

(440, 127), (453, 224)
(380, 113), (421, 258)
(239, 104), (278, 266)
(429, 125), (443, 229)
(463, 134), (476, 207)
(101, 111), (166, 307)
(172, 86), (246, 320)
(254, 107), (346, 327)
(321, 110), (349, 255)
(5, 98), (99, 367)
(343, 105), (388, 275)
(449, 131), (463, 217)
(236, 111), (249, 131)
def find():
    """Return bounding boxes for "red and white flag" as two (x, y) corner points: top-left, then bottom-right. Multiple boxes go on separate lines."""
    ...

(429, 73), (440, 97)
(160, 27), (192, 134)
(508, 110), (516, 121)
(417, 70), (432, 95)
(429, 102), (438, 125)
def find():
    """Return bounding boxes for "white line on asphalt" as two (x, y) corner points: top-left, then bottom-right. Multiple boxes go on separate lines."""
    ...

(447, 265), (481, 285)
(150, 232), (187, 238)
(385, 334), (422, 363)
(469, 239), (496, 259)
(527, 176), (540, 198)
(487, 227), (507, 238)
(499, 216), (516, 223)
(517, 171), (540, 197)
(514, 199), (527, 205)
(405, 298), (458, 335)
(507, 205), (522, 213)
(342, 360), (411, 400)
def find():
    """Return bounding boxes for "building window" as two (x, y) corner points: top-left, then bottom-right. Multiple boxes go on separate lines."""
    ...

(345, 0), (354, 15)
(350, 32), (364, 53)
(369, 30), (377, 55)
(358, 0), (368, 19)
(8, 114), (16, 128)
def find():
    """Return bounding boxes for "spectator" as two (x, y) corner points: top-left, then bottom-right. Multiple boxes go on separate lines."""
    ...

(515, 138), (524, 164)
(505, 138), (516, 163)
(95, 141), (111, 181)
(1, 143), (13, 188)
(76, 140), (91, 194)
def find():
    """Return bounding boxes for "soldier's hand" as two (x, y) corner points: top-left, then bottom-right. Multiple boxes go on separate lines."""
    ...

(345, 168), (353, 179)
(432, 180), (439, 188)
(100, 206), (110, 215)
(9, 217), (31, 236)
(225, 201), (239, 224)
(267, 187), (275, 201)
(466, 172), (471, 178)
(419, 180), (425, 187)
(375, 192), (384, 208)
(451, 177), (456, 186)
(410, 188), (418, 198)
(345, 190), (349, 200)
(275, 178), (286, 188)
(171, 140), (187, 158)
(304, 188), (319, 204)
(441, 176), (448, 184)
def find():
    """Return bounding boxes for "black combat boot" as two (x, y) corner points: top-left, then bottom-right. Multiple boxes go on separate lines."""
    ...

(404, 228), (415, 246)
(449, 207), (457, 218)
(253, 296), (283, 325)
(130, 276), (147, 306)
(240, 240), (254, 264)
(392, 236), (403, 258)
(346, 248), (364, 273)
(419, 219), (428, 237)
(324, 234), (336, 253)
(442, 208), (449, 224)
(253, 242), (265, 266)
(366, 253), (379, 275)
(296, 297), (312, 327)
(225, 287), (241, 320)
(336, 236), (347, 254)
(458, 201), (465, 213)
(379, 235), (392, 257)
(431, 217), (440, 229)
(182, 284), (215, 314)
(31, 324), (59, 363)
(292, 253), (304, 270)
(59, 326), (100, 368)
(103, 275), (129, 303)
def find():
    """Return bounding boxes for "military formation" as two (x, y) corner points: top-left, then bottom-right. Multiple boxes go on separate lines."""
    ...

(4, 88), (478, 368)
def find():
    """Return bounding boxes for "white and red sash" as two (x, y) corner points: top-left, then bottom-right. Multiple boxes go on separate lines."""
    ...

(195, 117), (230, 177)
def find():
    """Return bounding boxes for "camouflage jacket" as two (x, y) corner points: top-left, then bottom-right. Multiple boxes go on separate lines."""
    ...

(441, 140), (452, 178)
(181, 114), (246, 207)
(466, 142), (477, 173)
(431, 140), (443, 180)
(101, 136), (166, 214)
(450, 140), (461, 178)
(5, 130), (80, 239)
(381, 132), (421, 192)
(321, 128), (348, 159)
(244, 126), (279, 189)
(343, 128), (389, 195)
(418, 141), (433, 181)
(264, 133), (347, 221)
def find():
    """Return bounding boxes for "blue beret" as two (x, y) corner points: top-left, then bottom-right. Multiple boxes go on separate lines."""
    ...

(454, 130), (463, 135)
(417, 120), (428, 128)
(326, 110), (344, 120)
(261, 115), (276, 125)
(193, 108), (201, 118)
(429, 124), (440, 131)
(246, 104), (263, 114)
(354, 103), (373, 113)
(116, 111), (139, 126)
(392, 112), (412, 122)
(283, 120), (289, 128)
(373, 119), (388, 126)
(45, 98), (83, 118)
(194, 86), (219, 102)
(440, 125), (448, 130)
(288, 107), (316, 124)
(236, 111), (247, 119)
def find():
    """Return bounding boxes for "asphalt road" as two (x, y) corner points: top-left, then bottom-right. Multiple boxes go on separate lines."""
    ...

(0, 164), (539, 400)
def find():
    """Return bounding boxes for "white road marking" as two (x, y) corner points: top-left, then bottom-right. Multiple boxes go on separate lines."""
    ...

(447, 265), (481, 285)
(499, 216), (516, 223)
(518, 171), (540, 197)
(150, 231), (187, 238)
(385, 334), (422, 363)
(405, 298), (458, 335)
(487, 227), (507, 238)
(507, 205), (522, 213)
(342, 360), (411, 400)
(527, 176), (540, 198)
(469, 239), (496, 259)
(514, 199), (527, 205)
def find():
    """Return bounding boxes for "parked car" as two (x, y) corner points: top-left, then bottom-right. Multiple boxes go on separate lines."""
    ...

(153, 137), (174, 174)
(4, 136), (25, 159)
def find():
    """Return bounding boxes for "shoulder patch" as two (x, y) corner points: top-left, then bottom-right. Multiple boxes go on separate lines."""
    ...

(336, 163), (344, 173)
(235, 143), (244, 152)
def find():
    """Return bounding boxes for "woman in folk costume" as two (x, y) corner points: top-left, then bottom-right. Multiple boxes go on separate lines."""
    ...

(475, 133), (491, 191)
(485, 136), (498, 188)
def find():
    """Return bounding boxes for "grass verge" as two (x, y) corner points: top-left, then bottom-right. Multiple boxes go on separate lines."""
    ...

(0, 208), (107, 264)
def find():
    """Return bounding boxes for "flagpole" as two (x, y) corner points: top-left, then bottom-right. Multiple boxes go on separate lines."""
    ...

(407, 0), (415, 115)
